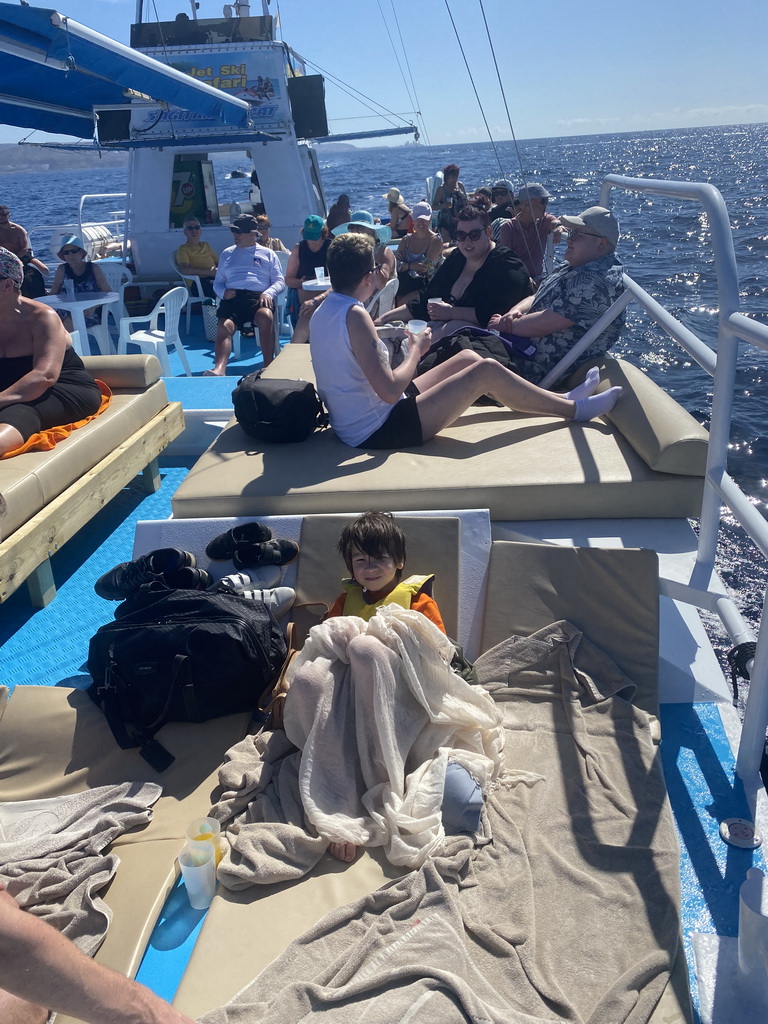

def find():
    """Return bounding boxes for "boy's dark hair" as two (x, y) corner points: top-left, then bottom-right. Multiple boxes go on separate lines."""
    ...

(327, 233), (375, 292)
(338, 511), (407, 581)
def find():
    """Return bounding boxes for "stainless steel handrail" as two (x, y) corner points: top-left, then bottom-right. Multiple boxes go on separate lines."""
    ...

(600, 174), (768, 778)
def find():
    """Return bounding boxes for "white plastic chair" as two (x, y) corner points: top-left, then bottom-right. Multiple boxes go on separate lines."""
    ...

(89, 262), (133, 354)
(117, 285), (191, 376)
(172, 256), (208, 334)
(365, 275), (399, 319)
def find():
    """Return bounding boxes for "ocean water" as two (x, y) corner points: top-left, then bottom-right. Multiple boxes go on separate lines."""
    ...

(3, 123), (768, 677)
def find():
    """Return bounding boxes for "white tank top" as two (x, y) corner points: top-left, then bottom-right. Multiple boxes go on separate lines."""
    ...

(309, 291), (402, 446)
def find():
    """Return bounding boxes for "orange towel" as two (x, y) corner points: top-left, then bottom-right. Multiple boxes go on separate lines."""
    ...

(1, 380), (113, 459)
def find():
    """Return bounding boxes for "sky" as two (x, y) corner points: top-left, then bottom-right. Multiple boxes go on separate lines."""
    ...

(1, 0), (767, 146)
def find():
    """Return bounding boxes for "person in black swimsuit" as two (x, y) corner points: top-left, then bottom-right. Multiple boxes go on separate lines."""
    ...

(0, 247), (101, 456)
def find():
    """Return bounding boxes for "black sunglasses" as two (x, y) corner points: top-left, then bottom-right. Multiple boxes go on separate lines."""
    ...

(185, 225), (201, 231)
(455, 228), (484, 242)
(60, 248), (81, 256)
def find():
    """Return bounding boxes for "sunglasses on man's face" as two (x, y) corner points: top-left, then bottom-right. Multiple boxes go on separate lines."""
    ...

(60, 248), (81, 256)
(185, 225), (201, 232)
(455, 228), (484, 242)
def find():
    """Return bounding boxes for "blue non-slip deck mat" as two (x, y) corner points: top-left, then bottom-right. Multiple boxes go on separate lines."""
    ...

(0, 461), (192, 690)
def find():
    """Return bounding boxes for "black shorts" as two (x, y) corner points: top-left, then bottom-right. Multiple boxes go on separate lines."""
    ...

(217, 289), (264, 329)
(358, 382), (422, 449)
(1, 352), (101, 442)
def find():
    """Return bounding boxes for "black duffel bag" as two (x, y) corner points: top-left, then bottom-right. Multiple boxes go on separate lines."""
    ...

(87, 589), (287, 771)
(232, 370), (327, 444)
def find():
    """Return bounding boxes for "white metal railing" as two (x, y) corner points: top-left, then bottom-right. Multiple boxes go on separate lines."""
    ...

(77, 192), (127, 248)
(599, 175), (768, 779)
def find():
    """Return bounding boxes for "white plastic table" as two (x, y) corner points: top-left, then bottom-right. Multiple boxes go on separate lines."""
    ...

(301, 278), (330, 292)
(36, 292), (119, 355)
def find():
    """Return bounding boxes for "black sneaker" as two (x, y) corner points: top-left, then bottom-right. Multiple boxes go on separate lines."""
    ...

(205, 522), (273, 560)
(95, 548), (196, 600)
(233, 539), (299, 569)
(164, 566), (213, 591)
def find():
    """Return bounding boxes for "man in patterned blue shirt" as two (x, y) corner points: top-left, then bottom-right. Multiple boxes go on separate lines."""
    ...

(489, 206), (625, 384)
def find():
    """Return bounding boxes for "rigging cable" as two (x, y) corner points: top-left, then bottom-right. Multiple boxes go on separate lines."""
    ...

(376, 0), (431, 148)
(149, 0), (177, 140)
(477, 0), (541, 276)
(442, 0), (505, 178)
(298, 54), (412, 132)
(389, 0), (433, 149)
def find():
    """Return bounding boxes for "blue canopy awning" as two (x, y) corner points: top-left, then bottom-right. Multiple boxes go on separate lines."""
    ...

(0, 4), (252, 139)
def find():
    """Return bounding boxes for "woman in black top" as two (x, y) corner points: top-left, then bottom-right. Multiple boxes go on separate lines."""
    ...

(379, 206), (532, 331)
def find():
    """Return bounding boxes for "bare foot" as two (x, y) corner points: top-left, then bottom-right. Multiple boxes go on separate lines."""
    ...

(328, 841), (357, 863)
(203, 368), (225, 376)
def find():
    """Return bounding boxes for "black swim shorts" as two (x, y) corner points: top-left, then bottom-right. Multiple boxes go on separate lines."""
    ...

(217, 289), (265, 329)
(358, 382), (422, 449)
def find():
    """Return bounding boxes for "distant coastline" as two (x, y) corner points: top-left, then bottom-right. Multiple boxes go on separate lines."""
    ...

(0, 139), (359, 174)
(0, 143), (128, 174)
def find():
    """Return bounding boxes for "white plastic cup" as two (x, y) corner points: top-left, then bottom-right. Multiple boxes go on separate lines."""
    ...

(406, 319), (428, 335)
(63, 278), (75, 300)
(314, 266), (326, 282)
(178, 840), (216, 910)
(185, 817), (222, 865)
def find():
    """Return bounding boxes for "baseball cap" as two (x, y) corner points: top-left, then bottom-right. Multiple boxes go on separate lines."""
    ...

(516, 183), (552, 203)
(302, 214), (325, 240)
(559, 206), (620, 247)
(411, 201), (432, 222)
(231, 214), (260, 233)
(492, 179), (514, 192)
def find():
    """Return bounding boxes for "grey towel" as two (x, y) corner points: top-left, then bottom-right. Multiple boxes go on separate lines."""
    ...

(202, 621), (679, 1024)
(0, 781), (161, 954)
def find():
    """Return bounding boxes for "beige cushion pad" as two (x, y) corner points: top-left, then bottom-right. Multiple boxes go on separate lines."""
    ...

(294, 514), (461, 640)
(0, 686), (250, 844)
(81, 353), (163, 390)
(171, 345), (704, 523)
(174, 848), (401, 1019)
(56, 839), (182, 1024)
(1, 381), (169, 539)
(569, 357), (709, 476)
(481, 541), (660, 716)
(0, 685), (252, 987)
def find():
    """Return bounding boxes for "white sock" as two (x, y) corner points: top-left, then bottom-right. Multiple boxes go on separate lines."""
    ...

(573, 385), (623, 422)
(563, 366), (600, 402)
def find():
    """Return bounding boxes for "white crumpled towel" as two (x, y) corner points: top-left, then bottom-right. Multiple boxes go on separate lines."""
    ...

(213, 605), (505, 887)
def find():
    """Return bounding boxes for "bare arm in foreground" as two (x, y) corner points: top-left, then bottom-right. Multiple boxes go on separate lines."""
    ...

(0, 885), (196, 1024)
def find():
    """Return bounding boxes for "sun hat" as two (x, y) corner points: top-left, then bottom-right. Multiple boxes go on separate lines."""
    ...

(332, 210), (392, 245)
(0, 246), (23, 286)
(516, 183), (552, 203)
(411, 201), (432, 222)
(383, 187), (405, 205)
(58, 234), (85, 253)
(302, 214), (325, 240)
(559, 206), (620, 247)
(492, 179), (514, 192)
(231, 213), (260, 233)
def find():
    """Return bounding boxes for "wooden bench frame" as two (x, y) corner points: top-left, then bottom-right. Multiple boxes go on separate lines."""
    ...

(0, 401), (184, 607)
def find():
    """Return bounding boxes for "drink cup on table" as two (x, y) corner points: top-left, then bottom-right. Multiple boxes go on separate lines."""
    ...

(314, 266), (326, 283)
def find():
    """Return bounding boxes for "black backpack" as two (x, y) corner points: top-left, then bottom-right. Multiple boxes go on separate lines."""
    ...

(87, 589), (287, 771)
(232, 370), (327, 444)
